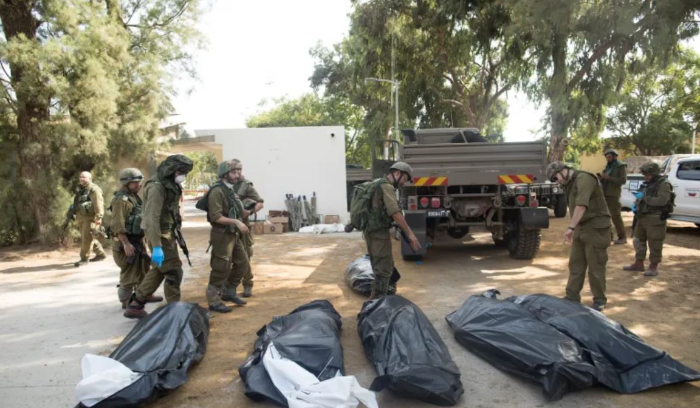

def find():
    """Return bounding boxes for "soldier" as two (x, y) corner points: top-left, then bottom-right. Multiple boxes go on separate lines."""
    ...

(598, 148), (628, 244)
(366, 162), (421, 299)
(110, 168), (163, 309)
(73, 171), (106, 267)
(124, 154), (193, 319)
(623, 162), (672, 277)
(203, 160), (250, 313)
(225, 159), (264, 298)
(547, 162), (612, 311)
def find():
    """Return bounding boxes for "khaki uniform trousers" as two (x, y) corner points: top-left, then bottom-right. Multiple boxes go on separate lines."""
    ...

(136, 230), (183, 303)
(567, 225), (610, 305)
(365, 229), (393, 296)
(76, 216), (105, 260)
(605, 195), (626, 239)
(634, 214), (667, 264)
(226, 234), (251, 289)
(112, 239), (150, 292)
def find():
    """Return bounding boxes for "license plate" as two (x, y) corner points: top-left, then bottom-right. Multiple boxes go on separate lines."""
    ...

(427, 210), (449, 218)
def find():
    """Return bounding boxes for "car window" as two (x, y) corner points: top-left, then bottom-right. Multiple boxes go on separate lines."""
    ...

(677, 161), (700, 181)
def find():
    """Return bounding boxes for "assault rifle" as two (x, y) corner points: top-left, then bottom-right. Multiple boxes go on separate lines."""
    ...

(171, 210), (192, 266)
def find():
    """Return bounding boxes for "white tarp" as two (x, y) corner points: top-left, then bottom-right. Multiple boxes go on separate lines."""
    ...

(262, 343), (378, 408)
(298, 224), (346, 234)
(75, 354), (143, 407)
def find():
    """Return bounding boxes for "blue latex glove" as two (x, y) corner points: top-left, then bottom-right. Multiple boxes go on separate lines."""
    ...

(152, 246), (164, 267)
(631, 203), (637, 214)
(633, 191), (644, 200)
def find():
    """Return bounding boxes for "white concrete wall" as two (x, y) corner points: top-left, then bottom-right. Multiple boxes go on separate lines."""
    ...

(196, 126), (348, 224)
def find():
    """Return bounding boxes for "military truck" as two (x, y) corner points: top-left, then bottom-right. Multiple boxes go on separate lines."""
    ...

(375, 128), (564, 260)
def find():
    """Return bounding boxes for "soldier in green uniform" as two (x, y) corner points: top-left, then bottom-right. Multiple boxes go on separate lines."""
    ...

(547, 162), (612, 311)
(366, 162), (421, 300)
(623, 162), (672, 277)
(73, 171), (106, 267)
(124, 154), (193, 319)
(226, 159), (264, 298)
(110, 168), (163, 309)
(598, 148), (628, 244)
(204, 160), (250, 313)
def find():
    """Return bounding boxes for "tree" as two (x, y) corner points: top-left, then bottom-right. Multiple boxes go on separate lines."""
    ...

(606, 50), (700, 155)
(504, 0), (700, 162)
(184, 151), (217, 190)
(0, 0), (203, 244)
(246, 93), (371, 167)
(311, 0), (523, 144)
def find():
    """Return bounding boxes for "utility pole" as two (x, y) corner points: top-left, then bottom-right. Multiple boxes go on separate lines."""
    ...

(365, 77), (399, 160)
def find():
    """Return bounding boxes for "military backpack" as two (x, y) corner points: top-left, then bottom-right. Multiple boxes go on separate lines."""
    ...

(349, 178), (394, 232)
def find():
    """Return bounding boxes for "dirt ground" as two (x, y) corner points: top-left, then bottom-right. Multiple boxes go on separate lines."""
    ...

(2, 209), (699, 407)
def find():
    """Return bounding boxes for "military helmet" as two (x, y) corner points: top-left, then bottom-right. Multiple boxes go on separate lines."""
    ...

(231, 159), (243, 170)
(603, 148), (618, 157)
(546, 161), (571, 182)
(640, 162), (661, 176)
(119, 168), (144, 186)
(389, 161), (413, 182)
(217, 160), (237, 178)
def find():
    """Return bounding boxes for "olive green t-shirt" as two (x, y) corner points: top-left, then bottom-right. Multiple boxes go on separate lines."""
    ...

(566, 171), (611, 228)
(371, 182), (401, 217)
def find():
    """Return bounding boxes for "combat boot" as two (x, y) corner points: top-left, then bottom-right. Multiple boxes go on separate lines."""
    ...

(623, 261), (645, 272)
(206, 285), (233, 313)
(74, 259), (89, 267)
(221, 286), (247, 305)
(242, 286), (253, 298)
(644, 263), (659, 277)
(590, 302), (606, 312)
(89, 253), (106, 262)
(613, 237), (627, 245)
(123, 294), (147, 319)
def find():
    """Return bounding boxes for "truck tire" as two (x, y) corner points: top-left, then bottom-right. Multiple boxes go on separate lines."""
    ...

(506, 226), (541, 259)
(554, 195), (567, 218)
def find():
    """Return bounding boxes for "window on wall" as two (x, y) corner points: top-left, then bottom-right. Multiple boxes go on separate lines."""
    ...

(677, 161), (700, 181)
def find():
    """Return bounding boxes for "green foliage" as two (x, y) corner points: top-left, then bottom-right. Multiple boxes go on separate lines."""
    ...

(246, 93), (371, 167)
(0, 0), (203, 244)
(607, 49), (700, 155)
(184, 151), (218, 190)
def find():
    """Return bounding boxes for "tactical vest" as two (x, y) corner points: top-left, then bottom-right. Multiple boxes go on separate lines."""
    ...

(109, 191), (144, 236)
(143, 178), (182, 230)
(197, 181), (243, 224)
(639, 176), (675, 215)
(75, 184), (97, 216)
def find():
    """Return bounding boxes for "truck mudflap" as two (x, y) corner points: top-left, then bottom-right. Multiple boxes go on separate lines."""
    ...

(518, 208), (549, 230)
(401, 210), (427, 258)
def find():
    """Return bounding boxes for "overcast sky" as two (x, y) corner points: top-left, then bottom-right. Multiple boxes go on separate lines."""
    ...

(172, 0), (695, 142)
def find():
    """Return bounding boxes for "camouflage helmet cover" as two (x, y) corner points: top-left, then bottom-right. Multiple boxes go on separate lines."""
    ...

(157, 154), (194, 180)
(389, 161), (413, 181)
(640, 162), (661, 176)
(119, 168), (144, 186)
(217, 160), (239, 178)
(603, 148), (618, 157)
(546, 161), (571, 182)
(230, 159), (243, 170)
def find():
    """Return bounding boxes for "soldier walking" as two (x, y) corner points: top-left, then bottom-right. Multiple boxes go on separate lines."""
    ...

(124, 154), (193, 319)
(72, 171), (106, 267)
(623, 162), (673, 277)
(226, 159), (264, 298)
(547, 162), (612, 311)
(598, 149), (628, 244)
(110, 168), (162, 309)
(202, 160), (250, 313)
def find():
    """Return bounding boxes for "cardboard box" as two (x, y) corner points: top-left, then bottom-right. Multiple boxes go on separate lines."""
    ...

(269, 210), (289, 217)
(251, 221), (265, 235)
(268, 216), (289, 224)
(324, 215), (340, 224)
(264, 222), (284, 234)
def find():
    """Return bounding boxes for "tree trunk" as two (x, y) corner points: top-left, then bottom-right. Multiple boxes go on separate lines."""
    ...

(0, 1), (51, 243)
(547, 28), (570, 163)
